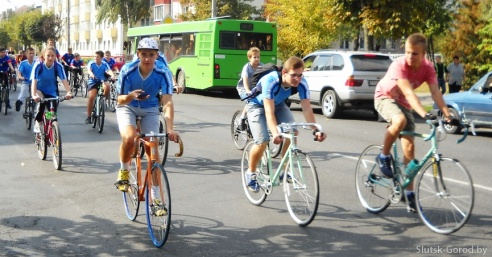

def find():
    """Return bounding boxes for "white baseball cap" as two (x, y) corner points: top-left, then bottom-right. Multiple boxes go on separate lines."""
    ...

(137, 38), (159, 50)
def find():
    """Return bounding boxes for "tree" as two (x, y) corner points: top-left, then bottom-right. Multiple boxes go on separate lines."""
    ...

(477, 0), (492, 73)
(264, 0), (336, 60)
(95, 0), (150, 29)
(179, 0), (259, 21)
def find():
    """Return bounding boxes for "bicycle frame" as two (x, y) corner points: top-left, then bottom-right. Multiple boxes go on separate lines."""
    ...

(42, 99), (59, 145)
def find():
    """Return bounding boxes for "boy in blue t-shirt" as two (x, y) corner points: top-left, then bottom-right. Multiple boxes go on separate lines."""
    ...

(85, 50), (115, 124)
(15, 47), (36, 111)
(0, 48), (15, 108)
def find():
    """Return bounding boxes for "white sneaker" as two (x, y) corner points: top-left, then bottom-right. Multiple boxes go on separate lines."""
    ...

(33, 122), (41, 133)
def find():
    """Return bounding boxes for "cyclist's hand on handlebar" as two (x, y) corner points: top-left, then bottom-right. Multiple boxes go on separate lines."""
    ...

(167, 130), (180, 143)
(447, 118), (460, 126)
(424, 113), (437, 121)
(32, 95), (41, 103)
(272, 134), (283, 144)
(314, 131), (326, 142)
(65, 92), (73, 100)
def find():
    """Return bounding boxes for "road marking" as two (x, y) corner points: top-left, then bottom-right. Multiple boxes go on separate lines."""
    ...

(327, 153), (492, 192)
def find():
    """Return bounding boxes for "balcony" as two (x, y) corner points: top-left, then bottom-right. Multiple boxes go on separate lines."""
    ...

(111, 28), (117, 38)
(72, 32), (79, 41)
(96, 30), (103, 39)
(85, 31), (90, 41)
(84, 12), (91, 22)
(72, 15), (79, 24)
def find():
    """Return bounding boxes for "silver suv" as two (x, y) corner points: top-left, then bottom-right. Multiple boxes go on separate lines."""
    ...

(289, 50), (392, 118)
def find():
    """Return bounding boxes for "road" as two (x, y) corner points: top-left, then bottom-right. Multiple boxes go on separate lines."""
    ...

(0, 88), (491, 257)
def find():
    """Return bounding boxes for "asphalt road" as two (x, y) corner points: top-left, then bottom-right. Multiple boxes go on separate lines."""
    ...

(0, 87), (490, 257)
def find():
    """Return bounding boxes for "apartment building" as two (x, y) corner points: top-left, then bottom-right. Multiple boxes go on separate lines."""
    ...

(41, 0), (125, 58)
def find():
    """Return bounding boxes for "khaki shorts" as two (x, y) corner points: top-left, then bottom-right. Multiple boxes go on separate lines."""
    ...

(375, 97), (415, 132)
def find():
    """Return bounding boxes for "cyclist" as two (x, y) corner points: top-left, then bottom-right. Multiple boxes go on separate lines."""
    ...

(374, 33), (455, 212)
(61, 48), (75, 82)
(114, 38), (179, 198)
(46, 38), (61, 62)
(85, 50), (115, 124)
(244, 56), (326, 192)
(103, 50), (120, 76)
(31, 47), (73, 132)
(132, 50), (181, 93)
(15, 47), (36, 112)
(70, 53), (85, 87)
(0, 48), (15, 109)
(236, 47), (263, 129)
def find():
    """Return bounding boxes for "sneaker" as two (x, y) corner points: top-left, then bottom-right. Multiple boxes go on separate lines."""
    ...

(15, 100), (22, 112)
(279, 172), (292, 183)
(150, 199), (168, 216)
(407, 192), (418, 213)
(33, 122), (41, 133)
(375, 153), (393, 178)
(114, 169), (129, 192)
(246, 172), (260, 193)
(84, 117), (91, 124)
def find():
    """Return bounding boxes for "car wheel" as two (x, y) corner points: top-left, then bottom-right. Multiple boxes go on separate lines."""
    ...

(321, 90), (343, 119)
(442, 108), (462, 134)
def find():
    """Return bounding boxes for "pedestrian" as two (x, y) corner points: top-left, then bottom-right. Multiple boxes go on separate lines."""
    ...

(434, 55), (447, 94)
(446, 56), (465, 93)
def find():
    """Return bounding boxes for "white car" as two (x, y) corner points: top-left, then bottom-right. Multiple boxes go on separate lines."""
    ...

(289, 50), (393, 119)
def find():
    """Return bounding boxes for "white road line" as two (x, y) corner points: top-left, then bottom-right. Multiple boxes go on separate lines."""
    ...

(328, 153), (492, 192)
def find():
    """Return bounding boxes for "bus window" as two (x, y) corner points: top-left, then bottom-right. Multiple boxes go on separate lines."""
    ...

(220, 31), (273, 51)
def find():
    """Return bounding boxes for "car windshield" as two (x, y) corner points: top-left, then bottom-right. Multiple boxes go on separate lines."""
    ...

(350, 55), (392, 72)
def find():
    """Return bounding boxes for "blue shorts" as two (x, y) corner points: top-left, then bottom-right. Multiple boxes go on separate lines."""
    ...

(116, 104), (159, 134)
(247, 102), (295, 144)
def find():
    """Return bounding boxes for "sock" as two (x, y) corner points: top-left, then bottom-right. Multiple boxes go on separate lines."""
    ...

(151, 186), (160, 201)
(405, 190), (414, 196)
(120, 161), (130, 171)
(380, 153), (390, 158)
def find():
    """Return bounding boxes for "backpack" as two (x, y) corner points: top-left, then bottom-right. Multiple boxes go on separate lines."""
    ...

(241, 63), (283, 101)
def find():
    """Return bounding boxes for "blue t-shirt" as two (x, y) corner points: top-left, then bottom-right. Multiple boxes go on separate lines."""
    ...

(103, 57), (116, 70)
(87, 61), (110, 85)
(31, 61), (66, 96)
(0, 55), (12, 72)
(117, 59), (173, 108)
(250, 71), (309, 106)
(70, 59), (84, 68)
(62, 53), (74, 65)
(18, 59), (35, 84)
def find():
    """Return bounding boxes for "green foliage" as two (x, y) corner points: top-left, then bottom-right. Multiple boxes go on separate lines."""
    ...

(179, 0), (259, 21)
(265, 0), (336, 60)
(477, 0), (492, 73)
(95, 0), (150, 28)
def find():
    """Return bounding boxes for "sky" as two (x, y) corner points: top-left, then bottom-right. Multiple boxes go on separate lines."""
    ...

(1, 0), (42, 13)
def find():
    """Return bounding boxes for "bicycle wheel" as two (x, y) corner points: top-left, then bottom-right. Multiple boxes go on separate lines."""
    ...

(0, 89), (3, 113)
(24, 98), (33, 130)
(71, 78), (79, 97)
(123, 158), (140, 221)
(158, 116), (169, 166)
(91, 99), (97, 128)
(107, 86), (117, 112)
(51, 121), (62, 170)
(241, 141), (269, 205)
(416, 157), (474, 234)
(355, 145), (391, 213)
(284, 150), (319, 226)
(36, 128), (47, 160)
(97, 97), (105, 133)
(145, 164), (171, 248)
(231, 110), (249, 150)
(3, 89), (8, 115)
(82, 78), (88, 98)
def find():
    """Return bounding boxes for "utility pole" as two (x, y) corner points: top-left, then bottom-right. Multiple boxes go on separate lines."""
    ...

(67, 0), (70, 49)
(211, 0), (217, 18)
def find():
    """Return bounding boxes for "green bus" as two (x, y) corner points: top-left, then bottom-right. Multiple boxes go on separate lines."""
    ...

(126, 19), (278, 92)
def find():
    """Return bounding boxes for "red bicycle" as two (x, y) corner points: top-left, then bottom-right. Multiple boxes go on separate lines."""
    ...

(35, 96), (68, 170)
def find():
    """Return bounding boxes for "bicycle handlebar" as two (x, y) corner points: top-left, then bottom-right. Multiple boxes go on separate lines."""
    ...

(277, 122), (323, 134)
(424, 118), (471, 144)
(132, 132), (184, 158)
(39, 96), (68, 103)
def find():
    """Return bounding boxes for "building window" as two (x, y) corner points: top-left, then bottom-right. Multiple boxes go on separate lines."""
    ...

(391, 39), (396, 49)
(140, 17), (151, 26)
(154, 5), (164, 21)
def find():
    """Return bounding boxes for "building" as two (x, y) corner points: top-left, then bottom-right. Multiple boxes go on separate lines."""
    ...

(41, 0), (125, 58)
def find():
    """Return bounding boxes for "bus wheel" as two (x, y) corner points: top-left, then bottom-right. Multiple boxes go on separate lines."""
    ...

(177, 71), (186, 93)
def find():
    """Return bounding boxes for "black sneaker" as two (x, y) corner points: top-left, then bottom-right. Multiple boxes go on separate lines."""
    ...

(375, 153), (393, 178)
(15, 100), (22, 112)
(407, 192), (418, 213)
(84, 117), (91, 124)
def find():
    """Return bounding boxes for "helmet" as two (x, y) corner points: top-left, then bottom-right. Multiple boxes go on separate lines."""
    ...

(137, 38), (159, 50)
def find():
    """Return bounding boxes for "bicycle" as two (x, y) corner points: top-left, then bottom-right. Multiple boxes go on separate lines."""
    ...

(35, 96), (68, 170)
(121, 118), (184, 248)
(231, 110), (282, 158)
(70, 67), (86, 97)
(90, 80), (105, 133)
(9, 70), (17, 91)
(138, 106), (169, 167)
(0, 73), (10, 115)
(23, 87), (35, 130)
(106, 78), (117, 112)
(241, 122), (322, 226)
(355, 119), (474, 234)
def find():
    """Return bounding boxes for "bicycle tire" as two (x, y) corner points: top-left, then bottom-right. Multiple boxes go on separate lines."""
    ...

(0, 89), (2, 113)
(24, 98), (33, 130)
(82, 78), (88, 98)
(355, 145), (391, 213)
(231, 110), (250, 150)
(91, 98), (97, 128)
(71, 78), (79, 97)
(145, 164), (171, 248)
(107, 85), (117, 112)
(284, 150), (319, 226)
(97, 97), (105, 133)
(51, 121), (62, 170)
(3, 89), (8, 115)
(416, 157), (474, 234)
(36, 127), (47, 160)
(123, 158), (140, 221)
(158, 116), (169, 166)
(241, 141), (268, 205)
